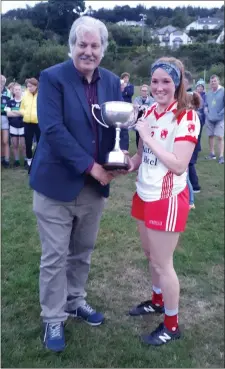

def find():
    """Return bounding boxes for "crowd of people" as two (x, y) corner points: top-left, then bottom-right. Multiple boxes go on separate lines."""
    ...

(1, 14), (224, 354)
(1, 76), (39, 170)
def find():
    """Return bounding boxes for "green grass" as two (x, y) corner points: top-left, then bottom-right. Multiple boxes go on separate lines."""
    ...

(1, 131), (224, 368)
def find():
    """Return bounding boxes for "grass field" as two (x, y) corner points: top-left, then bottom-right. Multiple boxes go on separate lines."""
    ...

(1, 130), (224, 368)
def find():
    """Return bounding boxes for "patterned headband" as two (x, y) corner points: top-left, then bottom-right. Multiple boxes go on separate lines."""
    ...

(151, 61), (181, 88)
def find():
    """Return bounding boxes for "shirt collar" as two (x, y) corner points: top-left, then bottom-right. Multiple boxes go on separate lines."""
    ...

(153, 100), (177, 120)
(74, 66), (101, 84)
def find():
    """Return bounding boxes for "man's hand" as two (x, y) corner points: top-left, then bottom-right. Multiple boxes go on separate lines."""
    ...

(89, 162), (114, 186)
(108, 151), (136, 177)
(122, 150), (136, 173)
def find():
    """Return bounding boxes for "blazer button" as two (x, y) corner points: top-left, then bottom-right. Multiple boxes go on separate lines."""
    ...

(92, 140), (95, 144)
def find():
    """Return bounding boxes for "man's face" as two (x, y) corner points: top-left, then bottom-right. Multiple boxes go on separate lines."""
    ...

(140, 87), (148, 98)
(72, 30), (102, 76)
(210, 77), (219, 91)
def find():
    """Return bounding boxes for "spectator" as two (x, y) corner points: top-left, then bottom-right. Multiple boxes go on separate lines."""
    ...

(133, 84), (154, 107)
(134, 84), (155, 148)
(5, 83), (26, 167)
(205, 75), (224, 164)
(184, 70), (201, 194)
(19, 77), (40, 169)
(183, 70), (193, 93)
(120, 72), (134, 103)
(1, 75), (11, 168)
(195, 79), (206, 152)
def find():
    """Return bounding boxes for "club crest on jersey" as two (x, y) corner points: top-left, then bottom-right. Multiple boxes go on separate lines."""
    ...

(188, 123), (195, 133)
(160, 129), (168, 139)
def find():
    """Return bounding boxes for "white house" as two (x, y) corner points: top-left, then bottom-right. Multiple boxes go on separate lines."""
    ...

(216, 28), (224, 43)
(153, 25), (177, 47)
(116, 19), (142, 27)
(186, 17), (224, 31)
(169, 30), (192, 48)
(153, 26), (191, 48)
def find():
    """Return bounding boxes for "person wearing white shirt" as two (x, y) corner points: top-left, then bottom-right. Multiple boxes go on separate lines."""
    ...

(123, 57), (201, 347)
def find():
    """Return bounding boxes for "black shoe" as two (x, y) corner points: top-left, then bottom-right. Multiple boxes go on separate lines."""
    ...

(129, 300), (164, 316)
(13, 160), (20, 167)
(141, 323), (181, 346)
(24, 161), (29, 170)
(2, 160), (9, 169)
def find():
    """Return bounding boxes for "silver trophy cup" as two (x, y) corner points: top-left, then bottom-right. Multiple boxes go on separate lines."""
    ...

(92, 101), (139, 170)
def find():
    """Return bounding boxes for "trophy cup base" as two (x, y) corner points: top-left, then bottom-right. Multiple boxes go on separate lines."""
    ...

(103, 162), (128, 171)
(103, 150), (128, 171)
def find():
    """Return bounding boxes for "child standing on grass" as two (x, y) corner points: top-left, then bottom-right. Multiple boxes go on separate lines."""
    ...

(5, 84), (27, 168)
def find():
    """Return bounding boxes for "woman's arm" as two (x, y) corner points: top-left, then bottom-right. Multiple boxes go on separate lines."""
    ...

(135, 117), (199, 176)
(142, 136), (195, 176)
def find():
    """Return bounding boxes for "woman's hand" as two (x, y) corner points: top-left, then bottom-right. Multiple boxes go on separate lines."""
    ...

(135, 118), (152, 142)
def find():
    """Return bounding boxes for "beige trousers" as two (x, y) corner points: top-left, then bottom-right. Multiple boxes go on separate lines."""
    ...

(33, 185), (106, 323)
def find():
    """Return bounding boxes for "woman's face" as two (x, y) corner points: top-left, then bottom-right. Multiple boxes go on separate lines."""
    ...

(27, 82), (37, 94)
(150, 68), (176, 108)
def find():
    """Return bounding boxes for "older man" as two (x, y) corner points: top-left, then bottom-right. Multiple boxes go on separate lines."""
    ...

(205, 75), (224, 164)
(29, 16), (129, 352)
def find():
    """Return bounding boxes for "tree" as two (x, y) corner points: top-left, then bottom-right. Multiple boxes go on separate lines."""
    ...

(45, 0), (85, 38)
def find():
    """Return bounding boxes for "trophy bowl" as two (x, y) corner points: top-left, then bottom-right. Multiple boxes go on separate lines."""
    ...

(92, 101), (140, 170)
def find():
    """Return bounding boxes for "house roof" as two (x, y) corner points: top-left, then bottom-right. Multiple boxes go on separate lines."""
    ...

(172, 37), (183, 42)
(156, 25), (177, 35)
(172, 30), (185, 36)
(197, 17), (224, 25)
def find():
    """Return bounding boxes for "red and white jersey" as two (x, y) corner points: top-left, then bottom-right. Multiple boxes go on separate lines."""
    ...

(136, 100), (200, 202)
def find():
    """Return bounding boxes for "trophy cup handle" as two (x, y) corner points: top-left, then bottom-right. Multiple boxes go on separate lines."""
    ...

(128, 104), (146, 131)
(91, 104), (109, 128)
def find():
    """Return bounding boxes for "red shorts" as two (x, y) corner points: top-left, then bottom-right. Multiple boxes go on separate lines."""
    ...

(131, 186), (189, 232)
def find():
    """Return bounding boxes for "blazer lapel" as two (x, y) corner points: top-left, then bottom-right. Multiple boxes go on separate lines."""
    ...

(96, 76), (107, 143)
(66, 60), (92, 126)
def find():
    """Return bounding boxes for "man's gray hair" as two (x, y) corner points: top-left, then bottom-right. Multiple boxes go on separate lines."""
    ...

(68, 16), (108, 57)
(210, 74), (220, 80)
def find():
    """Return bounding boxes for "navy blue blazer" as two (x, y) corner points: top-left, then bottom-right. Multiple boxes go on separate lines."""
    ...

(29, 59), (129, 201)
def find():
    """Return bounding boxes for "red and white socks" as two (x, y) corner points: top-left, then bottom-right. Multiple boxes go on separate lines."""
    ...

(164, 308), (179, 332)
(152, 286), (179, 332)
(152, 285), (164, 307)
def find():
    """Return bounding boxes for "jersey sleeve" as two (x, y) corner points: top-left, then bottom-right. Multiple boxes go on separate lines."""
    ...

(174, 110), (200, 144)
